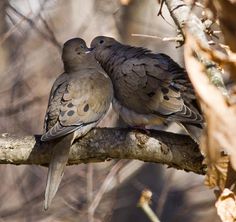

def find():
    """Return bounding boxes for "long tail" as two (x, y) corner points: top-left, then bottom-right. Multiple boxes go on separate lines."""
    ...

(44, 134), (74, 210)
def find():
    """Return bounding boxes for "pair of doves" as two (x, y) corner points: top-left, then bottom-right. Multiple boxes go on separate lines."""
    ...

(41, 36), (203, 210)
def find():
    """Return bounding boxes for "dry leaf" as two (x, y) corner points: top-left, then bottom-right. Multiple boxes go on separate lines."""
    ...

(196, 42), (236, 80)
(205, 0), (236, 53)
(185, 34), (236, 222)
(184, 34), (236, 172)
(215, 188), (236, 222)
(204, 154), (229, 189)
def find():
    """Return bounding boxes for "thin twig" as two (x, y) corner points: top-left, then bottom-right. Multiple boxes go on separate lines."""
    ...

(131, 33), (183, 42)
(39, 14), (61, 51)
(0, 12), (31, 45)
(88, 161), (124, 216)
(156, 169), (175, 217)
(87, 164), (94, 222)
(8, 3), (61, 51)
(138, 189), (161, 222)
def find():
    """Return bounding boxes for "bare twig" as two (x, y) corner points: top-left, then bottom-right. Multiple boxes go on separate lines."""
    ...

(107, 160), (144, 192)
(138, 189), (161, 222)
(39, 13), (61, 50)
(156, 169), (175, 217)
(88, 161), (123, 217)
(8, 3), (61, 51)
(131, 33), (183, 42)
(0, 12), (31, 45)
(0, 96), (45, 117)
(163, 0), (228, 96)
(87, 163), (94, 222)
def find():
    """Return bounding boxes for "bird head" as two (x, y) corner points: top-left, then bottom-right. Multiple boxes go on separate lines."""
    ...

(89, 36), (118, 61)
(62, 38), (90, 68)
(90, 36), (117, 49)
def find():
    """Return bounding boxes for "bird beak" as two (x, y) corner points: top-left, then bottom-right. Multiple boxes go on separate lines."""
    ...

(85, 51), (91, 54)
(85, 47), (95, 54)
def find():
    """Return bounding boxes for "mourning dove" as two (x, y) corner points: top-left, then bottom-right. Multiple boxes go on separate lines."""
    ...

(90, 36), (203, 142)
(41, 38), (113, 210)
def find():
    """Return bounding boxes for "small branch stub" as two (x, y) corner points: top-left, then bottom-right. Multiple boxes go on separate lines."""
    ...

(138, 189), (161, 222)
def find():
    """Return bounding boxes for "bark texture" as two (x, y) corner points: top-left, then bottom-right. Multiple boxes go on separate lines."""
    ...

(0, 128), (205, 175)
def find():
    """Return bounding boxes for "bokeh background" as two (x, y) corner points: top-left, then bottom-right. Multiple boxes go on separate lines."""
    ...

(0, 0), (220, 221)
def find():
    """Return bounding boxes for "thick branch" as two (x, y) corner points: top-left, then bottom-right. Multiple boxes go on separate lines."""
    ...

(0, 128), (205, 175)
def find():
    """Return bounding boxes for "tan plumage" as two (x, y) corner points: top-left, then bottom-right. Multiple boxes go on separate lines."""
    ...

(90, 36), (203, 142)
(41, 38), (113, 210)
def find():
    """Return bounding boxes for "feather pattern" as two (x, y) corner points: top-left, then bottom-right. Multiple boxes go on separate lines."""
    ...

(41, 38), (113, 209)
(91, 36), (204, 142)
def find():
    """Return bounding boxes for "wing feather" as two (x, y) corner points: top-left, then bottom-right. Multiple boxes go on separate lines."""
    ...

(120, 54), (203, 125)
(42, 70), (112, 141)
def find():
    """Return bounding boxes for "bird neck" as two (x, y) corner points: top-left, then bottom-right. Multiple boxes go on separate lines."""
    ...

(95, 44), (127, 77)
(63, 55), (97, 72)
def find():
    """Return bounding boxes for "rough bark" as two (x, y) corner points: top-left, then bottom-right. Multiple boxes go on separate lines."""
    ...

(0, 128), (205, 175)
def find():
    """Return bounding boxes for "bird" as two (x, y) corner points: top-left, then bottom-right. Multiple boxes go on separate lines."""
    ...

(41, 38), (113, 210)
(89, 36), (204, 142)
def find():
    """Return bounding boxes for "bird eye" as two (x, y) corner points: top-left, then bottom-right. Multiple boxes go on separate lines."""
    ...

(80, 45), (84, 48)
(99, 40), (104, 44)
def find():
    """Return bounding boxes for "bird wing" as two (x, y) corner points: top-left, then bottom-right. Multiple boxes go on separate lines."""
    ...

(120, 54), (203, 124)
(43, 73), (68, 132)
(41, 69), (112, 141)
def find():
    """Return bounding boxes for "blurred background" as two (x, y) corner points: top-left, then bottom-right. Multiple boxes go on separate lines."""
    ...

(0, 0), (220, 221)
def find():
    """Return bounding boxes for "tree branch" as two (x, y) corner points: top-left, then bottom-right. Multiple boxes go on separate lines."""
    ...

(163, 0), (228, 96)
(0, 128), (205, 175)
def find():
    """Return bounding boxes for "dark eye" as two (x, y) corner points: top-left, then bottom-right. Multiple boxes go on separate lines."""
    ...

(80, 45), (84, 48)
(99, 40), (104, 44)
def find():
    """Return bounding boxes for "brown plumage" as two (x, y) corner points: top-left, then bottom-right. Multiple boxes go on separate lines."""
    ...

(90, 36), (203, 142)
(41, 38), (113, 210)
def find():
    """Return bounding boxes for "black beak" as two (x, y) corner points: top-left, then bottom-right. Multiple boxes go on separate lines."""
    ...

(85, 47), (95, 54)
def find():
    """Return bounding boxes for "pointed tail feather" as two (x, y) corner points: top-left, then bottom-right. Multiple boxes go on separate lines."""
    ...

(44, 134), (74, 210)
